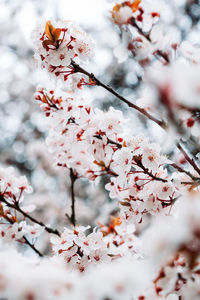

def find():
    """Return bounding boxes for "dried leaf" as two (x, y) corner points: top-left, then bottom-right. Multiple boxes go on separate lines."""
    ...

(89, 77), (96, 85)
(58, 97), (62, 104)
(42, 95), (49, 104)
(110, 216), (122, 227)
(113, 4), (120, 12)
(12, 216), (18, 223)
(52, 28), (62, 41)
(130, 0), (141, 12)
(45, 21), (54, 41)
(119, 200), (131, 207)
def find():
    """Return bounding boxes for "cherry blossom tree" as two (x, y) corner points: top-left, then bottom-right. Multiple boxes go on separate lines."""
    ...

(1, 0), (200, 299)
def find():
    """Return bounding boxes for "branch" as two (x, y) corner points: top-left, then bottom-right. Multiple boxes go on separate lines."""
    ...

(0, 195), (60, 236)
(94, 134), (200, 184)
(23, 236), (43, 257)
(71, 60), (167, 130)
(176, 142), (200, 176)
(71, 62), (200, 183)
(171, 163), (199, 181)
(66, 168), (77, 226)
(134, 156), (168, 183)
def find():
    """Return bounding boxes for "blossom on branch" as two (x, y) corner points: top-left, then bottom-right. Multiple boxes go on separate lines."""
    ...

(32, 20), (94, 80)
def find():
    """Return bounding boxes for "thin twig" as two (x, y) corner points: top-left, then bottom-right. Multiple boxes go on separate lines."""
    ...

(176, 142), (200, 176)
(71, 60), (167, 130)
(66, 168), (77, 226)
(94, 134), (200, 184)
(23, 236), (43, 257)
(134, 156), (168, 183)
(171, 163), (198, 181)
(71, 59), (200, 182)
(0, 195), (60, 236)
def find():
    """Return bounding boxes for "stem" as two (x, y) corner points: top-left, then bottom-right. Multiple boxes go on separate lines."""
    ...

(71, 60), (167, 130)
(0, 195), (60, 236)
(94, 134), (200, 184)
(171, 163), (198, 181)
(176, 142), (200, 176)
(66, 168), (77, 226)
(134, 156), (168, 183)
(23, 236), (43, 257)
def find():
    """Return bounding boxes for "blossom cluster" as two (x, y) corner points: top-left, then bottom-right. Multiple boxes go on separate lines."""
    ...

(31, 20), (94, 80)
(112, 0), (180, 67)
(100, 217), (141, 258)
(34, 85), (186, 224)
(51, 217), (142, 272)
(51, 225), (110, 272)
(0, 166), (33, 201)
(0, 166), (44, 244)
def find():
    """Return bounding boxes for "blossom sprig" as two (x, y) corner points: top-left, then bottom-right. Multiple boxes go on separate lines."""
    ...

(35, 79), (200, 226)
(35, 85), (192, 224)
(32, 20), (94, 80)
(0, 193), (44, 256)
(0, 166), (61, 256)
(111, 0), (181, 67)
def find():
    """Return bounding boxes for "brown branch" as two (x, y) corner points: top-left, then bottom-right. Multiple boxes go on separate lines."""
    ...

(66, 168), (77, 226)
(171, 163), (198, 181)
(133, 156), (168, 183)
(94, 134), (200, 184)
(23, 236), (43, 257)
(0, 195), (60, 236)
(71, 60), (200, 183)
(71, 60), (167, 130)
(72, 59), (200, 178)
(176, 142), (200, 176)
